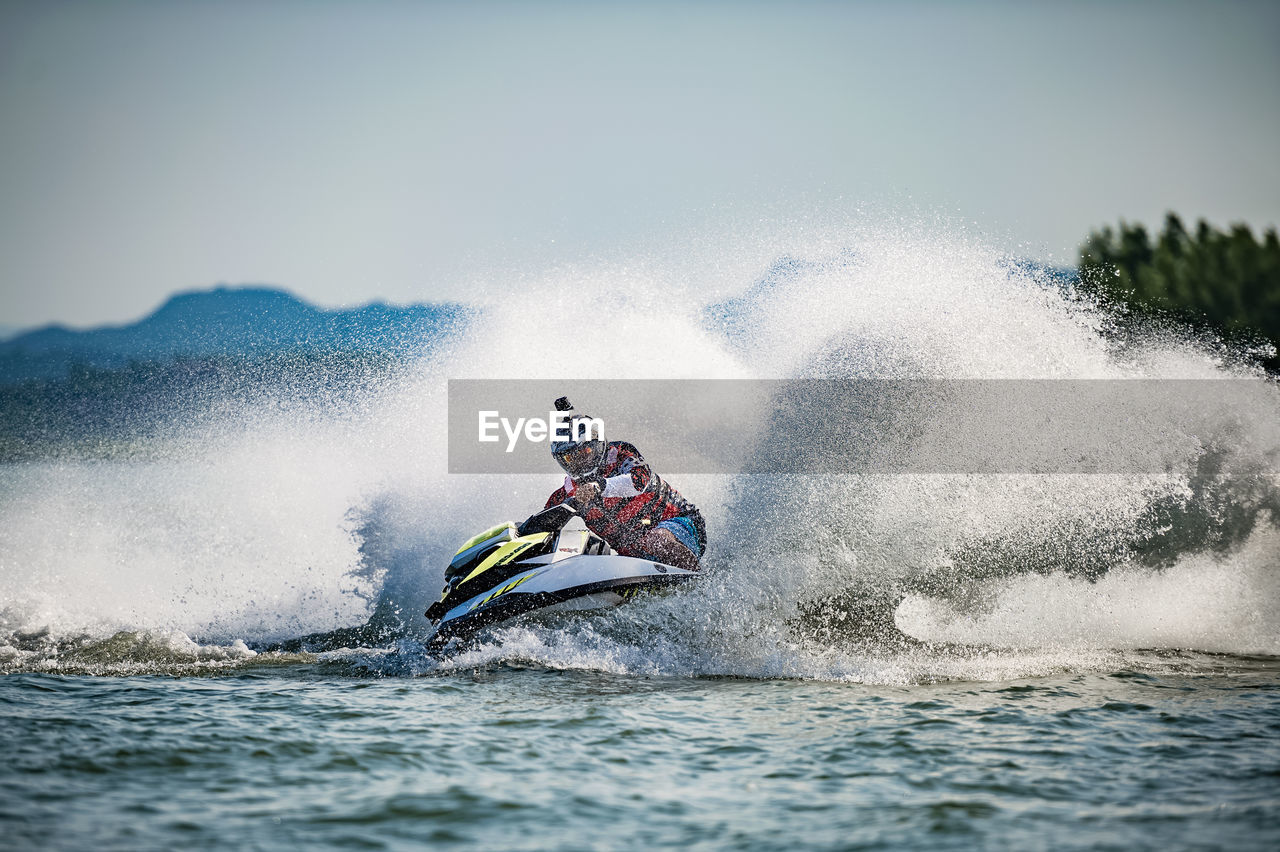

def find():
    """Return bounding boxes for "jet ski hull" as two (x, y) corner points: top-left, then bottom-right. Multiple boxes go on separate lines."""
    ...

(427, 549), (697, 650)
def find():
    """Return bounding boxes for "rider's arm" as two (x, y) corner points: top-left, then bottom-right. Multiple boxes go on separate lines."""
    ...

(543, 482), (570, 509)
(601, 442), (652, 498)
(601, 472), (643, 498)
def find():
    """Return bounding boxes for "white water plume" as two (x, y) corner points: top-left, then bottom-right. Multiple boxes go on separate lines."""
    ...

(1, 219), (1276, 677)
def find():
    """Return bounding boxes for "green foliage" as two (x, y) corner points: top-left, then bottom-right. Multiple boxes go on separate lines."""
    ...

(1078, 213), (1280, 368)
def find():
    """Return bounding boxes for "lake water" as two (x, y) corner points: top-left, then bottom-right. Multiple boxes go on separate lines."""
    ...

(3, 651), (1277, 850)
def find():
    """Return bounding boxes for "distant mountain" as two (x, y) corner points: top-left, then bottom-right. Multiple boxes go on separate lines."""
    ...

(0, 286), (472, 383)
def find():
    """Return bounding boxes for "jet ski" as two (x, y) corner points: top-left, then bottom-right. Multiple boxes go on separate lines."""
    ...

(425, 504), (699, 650)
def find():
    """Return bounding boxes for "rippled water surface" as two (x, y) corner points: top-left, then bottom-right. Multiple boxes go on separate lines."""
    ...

(3, 656), (1278, 851)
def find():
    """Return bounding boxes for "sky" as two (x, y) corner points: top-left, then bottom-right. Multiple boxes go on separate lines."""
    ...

(1, 0), (1277, 329)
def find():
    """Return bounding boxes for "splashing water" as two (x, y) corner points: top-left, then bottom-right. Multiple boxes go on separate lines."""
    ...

(2, 222), (1276, 679)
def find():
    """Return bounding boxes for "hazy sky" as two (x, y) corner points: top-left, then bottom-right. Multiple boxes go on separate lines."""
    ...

(1, 0), (1277, 328)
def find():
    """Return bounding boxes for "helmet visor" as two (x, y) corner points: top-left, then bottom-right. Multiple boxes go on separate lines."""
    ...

(553, 441), (602, 478)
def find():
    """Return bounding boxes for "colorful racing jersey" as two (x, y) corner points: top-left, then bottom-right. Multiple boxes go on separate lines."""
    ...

(542, 441), (705, 558)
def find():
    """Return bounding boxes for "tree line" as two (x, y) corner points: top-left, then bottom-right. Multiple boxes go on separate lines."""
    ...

(1077, 213), (1280, 369)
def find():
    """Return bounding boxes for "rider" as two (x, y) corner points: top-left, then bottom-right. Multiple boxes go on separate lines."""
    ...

(519, 398), (706, 571)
